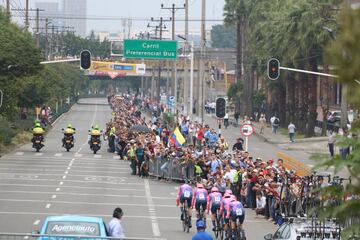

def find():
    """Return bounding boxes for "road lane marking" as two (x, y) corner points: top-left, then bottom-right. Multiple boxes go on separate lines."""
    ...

(59, 182), (64, 185)
(0, 211), (276, 223)
(64, 171), (68, 174)
(0, 177), (144, 185)
(51, 195), (56, 199)
(144, 179), (161, 237)
(33, 220), (40, 225)
(0, 190), (173, 199)
(62, 176), (67, 179)
(0, 198), (176, 208)
(34, 153), (43, 156)
(67, 167), (71, 170)
(14, 152), (24, 156)
(45, 204), (51, 208)
(94, 155), (102, 158)
(113, 155), (119, 159)
(54, 153), (63, 157)
(74, 153), (82, 157)
(0, 183), (145, 192)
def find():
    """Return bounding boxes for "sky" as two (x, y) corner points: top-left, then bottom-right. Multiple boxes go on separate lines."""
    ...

(5, 0), (225, 36)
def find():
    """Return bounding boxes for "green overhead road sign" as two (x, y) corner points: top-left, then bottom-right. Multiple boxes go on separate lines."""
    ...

(124, 39), (177, 59)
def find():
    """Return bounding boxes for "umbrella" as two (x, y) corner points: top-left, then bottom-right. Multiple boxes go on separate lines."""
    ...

(129, 124), (151, 133)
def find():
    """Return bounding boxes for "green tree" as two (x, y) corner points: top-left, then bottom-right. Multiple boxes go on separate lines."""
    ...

(210, 24), (236, 48)
(0, 9), (42, 118)
(314, 5), (360, 239)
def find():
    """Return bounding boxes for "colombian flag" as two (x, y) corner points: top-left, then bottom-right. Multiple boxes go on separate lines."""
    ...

(170, 127), (186, 146)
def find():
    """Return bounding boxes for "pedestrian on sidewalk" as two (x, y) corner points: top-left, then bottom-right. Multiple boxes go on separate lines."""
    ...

(259, 114), (266, 134)
(224, 112), (229, 129)
(288, 122), (296, 142)
(234, 111), (240, 127)
(328, 130), (336, 157)
(270, 115), (280, 134)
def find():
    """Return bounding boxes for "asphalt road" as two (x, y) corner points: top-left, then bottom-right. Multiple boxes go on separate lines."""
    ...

(0, 98), (276, 240)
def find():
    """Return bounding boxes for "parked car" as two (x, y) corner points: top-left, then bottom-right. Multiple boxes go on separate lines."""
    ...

(264, 218), (341, 240)
(37, 215), (109, 238)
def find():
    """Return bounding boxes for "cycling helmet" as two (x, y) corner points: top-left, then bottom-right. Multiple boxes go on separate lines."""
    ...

(211, 187), (219, 193)
(197, 183), (204, 188)
(94, 124), (100, 130)
(35, 122), (41, 127)
(196, 219), (206, 229)
(67, 124), (73, 128)
(225, 189), (233, 195)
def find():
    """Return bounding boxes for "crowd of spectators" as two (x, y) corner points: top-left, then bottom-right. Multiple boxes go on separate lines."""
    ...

(105, 93), (309, 226)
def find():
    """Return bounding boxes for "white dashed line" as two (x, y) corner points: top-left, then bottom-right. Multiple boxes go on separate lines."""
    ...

(14, 152), (24, 156)
(59, 182), (64, 185)
(54, 153), (63, 157)
(62, 176), (67, 179)
(75, 153), (82, 157)
(64, 171), (68, 174)
(33, 220), (40, 225)
(113, 155), (119, 159)
(45, 204), (51, 209)
(56, 188), (60, 191)
(94, 155), (102, 159)
(51, 195), (56, 199)
(67, 167), (71, 170)
(34, 153), (43, 156)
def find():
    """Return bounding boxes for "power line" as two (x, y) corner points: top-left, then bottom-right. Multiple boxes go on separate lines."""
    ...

(9, 13), (225, 22)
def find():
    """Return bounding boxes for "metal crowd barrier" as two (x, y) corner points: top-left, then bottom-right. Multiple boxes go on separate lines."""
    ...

(0, 233), (166, 240)
(148, 156), (194, 182)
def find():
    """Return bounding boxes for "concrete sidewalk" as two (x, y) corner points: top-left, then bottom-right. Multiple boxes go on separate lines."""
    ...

(209, 114), (330, 154)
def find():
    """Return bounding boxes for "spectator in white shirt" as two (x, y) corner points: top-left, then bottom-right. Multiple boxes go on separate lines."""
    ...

(108, 207), (125, 239)
(288, 122), (296, 142)
(255, 192), (266, 216)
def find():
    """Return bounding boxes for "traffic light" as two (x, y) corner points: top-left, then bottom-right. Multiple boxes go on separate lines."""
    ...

(267, 58), (280, 80)
(216, 97), (226, 118)
(80, 50), (91, 70)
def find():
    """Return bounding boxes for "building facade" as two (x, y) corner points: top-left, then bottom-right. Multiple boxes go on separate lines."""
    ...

(62, 0), (87, 37)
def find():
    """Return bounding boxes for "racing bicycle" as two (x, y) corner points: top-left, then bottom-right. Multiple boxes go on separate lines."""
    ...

(213, 208), (224, 240)
(182, 200), (191, 233)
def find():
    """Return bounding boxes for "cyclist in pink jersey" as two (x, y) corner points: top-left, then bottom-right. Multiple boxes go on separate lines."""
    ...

(191, 183), (209, 219)
(207, 187), (223, 231)
(176, 183), (193, 227)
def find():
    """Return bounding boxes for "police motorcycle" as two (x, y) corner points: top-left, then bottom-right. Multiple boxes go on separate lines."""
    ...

(32, 122), (45, 152)
(62, 124), (76, 152)
(88, 125), (102, 154)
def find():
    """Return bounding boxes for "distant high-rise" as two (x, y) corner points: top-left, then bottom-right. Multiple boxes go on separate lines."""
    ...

(35, 2), (61, 33)
(63, 0), (87, 37)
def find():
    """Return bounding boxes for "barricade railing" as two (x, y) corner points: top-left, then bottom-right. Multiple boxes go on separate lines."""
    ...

(0, 233), (166, 240)
(148, 157), (194, 182)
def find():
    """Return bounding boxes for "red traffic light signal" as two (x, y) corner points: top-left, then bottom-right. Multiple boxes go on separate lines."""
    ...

(268, 58), (280, 80)
(80, 50), (91, 70)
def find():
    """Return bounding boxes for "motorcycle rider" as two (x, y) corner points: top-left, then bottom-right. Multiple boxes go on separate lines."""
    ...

(89, 124), (102, 144)
(62, 124), (75, 147)
(32, 122), (44, 147)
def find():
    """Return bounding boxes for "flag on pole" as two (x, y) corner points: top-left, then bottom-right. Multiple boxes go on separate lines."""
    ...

(170, 127), (186, 146)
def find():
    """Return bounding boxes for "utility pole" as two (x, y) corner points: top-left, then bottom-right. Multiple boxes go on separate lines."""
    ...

(161, 3), (185, 108)
(25, 0), (29, 31)
(183, 0), (189, 115)
(45, 18), (49, 60)
(199, 0), (206, 123)
(150, 17), (171, 102)
(6, 0), (10, 18)
(35, 8), (42, 48)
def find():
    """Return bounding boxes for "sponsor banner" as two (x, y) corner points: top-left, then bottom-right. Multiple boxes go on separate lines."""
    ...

(89, 61), (146, 78)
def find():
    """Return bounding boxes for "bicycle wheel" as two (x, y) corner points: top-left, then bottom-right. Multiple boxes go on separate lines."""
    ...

(217, 213), (224, 240)
(214, 216), (219, 238)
